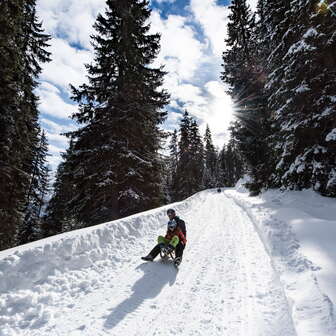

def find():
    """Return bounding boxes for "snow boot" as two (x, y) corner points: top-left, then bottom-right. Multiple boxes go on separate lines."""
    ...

(141, 254), (154, 262)
(174, 257), (181, 267)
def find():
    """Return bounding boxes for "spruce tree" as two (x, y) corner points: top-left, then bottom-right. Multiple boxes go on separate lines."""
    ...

(172, 111), (192, 201)
(203, 125), (217, 188)
(0, 0), (51, 250)
(19, 130), (50, 244)
(189, 120), (204, 194)
(218, 134), (245, 187)
(169, 129), (178, 177)
(0, 0), (23, 250)
(171, 111), (204, 200)
(43, 140), (77, 237)
(167, 129), (178, 200)
(221, 0), (254, 98)
(222, 0), (271, 194)
(268, 0), (336, 196)
(64, 0), (169, 225)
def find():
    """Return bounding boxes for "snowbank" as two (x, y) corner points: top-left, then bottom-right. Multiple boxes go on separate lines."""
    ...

(0, 191), (205, 335)
(1, 185), (335, 336)
(225, 184), (336, 335)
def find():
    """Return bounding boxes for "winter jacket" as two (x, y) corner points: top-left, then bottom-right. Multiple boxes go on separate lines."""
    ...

(165, 226), (187, 245)
(173, 216), (187, 238)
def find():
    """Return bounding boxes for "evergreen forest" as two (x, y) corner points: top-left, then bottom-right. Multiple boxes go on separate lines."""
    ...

(0, 0), (335, 251)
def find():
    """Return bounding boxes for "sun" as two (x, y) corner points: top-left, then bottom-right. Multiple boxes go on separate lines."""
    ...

(203, 81), (236, 148)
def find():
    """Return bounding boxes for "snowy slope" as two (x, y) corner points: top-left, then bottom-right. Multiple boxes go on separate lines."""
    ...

(0, 188), (335, 336)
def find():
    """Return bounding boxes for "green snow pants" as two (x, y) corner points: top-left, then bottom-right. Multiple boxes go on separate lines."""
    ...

(157, 235), (179, 248)
(147, 235), (184, 259)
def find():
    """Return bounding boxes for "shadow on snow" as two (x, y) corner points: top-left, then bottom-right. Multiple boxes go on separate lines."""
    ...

(104, 261), (178, 329)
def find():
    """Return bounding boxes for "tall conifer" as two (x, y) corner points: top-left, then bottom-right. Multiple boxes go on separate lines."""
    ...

(172, 111), (192, 201)
(203, 125), (217, 188)
(43, 140), (77, 237)
(189, 120), (204, 194)
(64, 0), (169, 225)
(218, 133), (245, 187)
(19, 130), (50, 244)
(172, 112), (204, 200)
(268, 0), (336, 196)
(222, 0), (270, 194)
(0, 0), (51, 250)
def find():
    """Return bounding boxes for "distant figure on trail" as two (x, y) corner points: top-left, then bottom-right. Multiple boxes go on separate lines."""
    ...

(217, 188), (221, 193)
(141, 209), (187, 267)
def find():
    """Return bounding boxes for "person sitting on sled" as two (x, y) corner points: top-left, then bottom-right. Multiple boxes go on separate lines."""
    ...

(141, 209), (187, 266)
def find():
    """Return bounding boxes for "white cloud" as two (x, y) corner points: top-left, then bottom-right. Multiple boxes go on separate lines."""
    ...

(37, 82), (78, 120)
(171, 83), (206, 106)
(247, 0), (258, 11)
(40, 38), (92, 91)
(47, 153), (63, 173)
(150, 12), (205, 82)
(48, 144), (64, 155)
(45, 131), (69, 148)
(190, 0), (230, 56)
(44, 130), (70, 171)
(37, 0), (106, 49)
(41, 118), (75, 172)
(41, 118), (76, 135)
(204, 81), (235, 137)
(165, 111), (183, 132)
(36, 0), (236, 170)
(150, 2), (234, 148)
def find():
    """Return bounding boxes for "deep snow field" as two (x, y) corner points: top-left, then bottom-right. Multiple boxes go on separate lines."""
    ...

(0, 184), (335, 336)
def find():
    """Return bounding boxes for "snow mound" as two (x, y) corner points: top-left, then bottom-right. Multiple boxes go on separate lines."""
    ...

(0, 192), (205, 335)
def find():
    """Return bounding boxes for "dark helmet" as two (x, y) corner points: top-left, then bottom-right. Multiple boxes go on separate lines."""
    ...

(168, 219), (177, 230)
(166, 208), (176, 216)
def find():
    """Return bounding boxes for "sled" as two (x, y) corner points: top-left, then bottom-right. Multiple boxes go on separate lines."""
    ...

(160, 247), (181, 268)
(159, 248), (175, 260)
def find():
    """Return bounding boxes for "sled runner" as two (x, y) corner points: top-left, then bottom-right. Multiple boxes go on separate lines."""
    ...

(160, 246), (181, 268)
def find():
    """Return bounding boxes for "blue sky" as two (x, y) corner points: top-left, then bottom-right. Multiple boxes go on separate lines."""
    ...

(36, 0), (257, 172)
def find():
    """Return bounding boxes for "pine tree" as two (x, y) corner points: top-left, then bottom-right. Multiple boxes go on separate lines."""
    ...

(19, 130), (50, 244)
(167, 129), (178, 200)
(43, 140), (77, 237)
(62, 0), (169, 225)
(221, 0), (255, 98)
(218, 132), (245, 187)
(189, 120), (204, 194)
(268, 0), (336, 196)
(203, 125), (217, 188)
(172, 111), (192, 201)
(222, 0), (271, 195)
(169, 129), (178, 177)
(0, 0), (23, 250)
(171, 111), (204, 200)
(0, 0), (51, 250)
(261, 0), (292, 191)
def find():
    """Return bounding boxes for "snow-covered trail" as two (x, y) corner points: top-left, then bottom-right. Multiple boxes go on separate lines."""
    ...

(0, 191), (298, 336)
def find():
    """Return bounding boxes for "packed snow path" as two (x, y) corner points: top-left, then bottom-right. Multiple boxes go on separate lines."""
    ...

(1, 190), (334, 335)
(52, 192), (295, 336)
